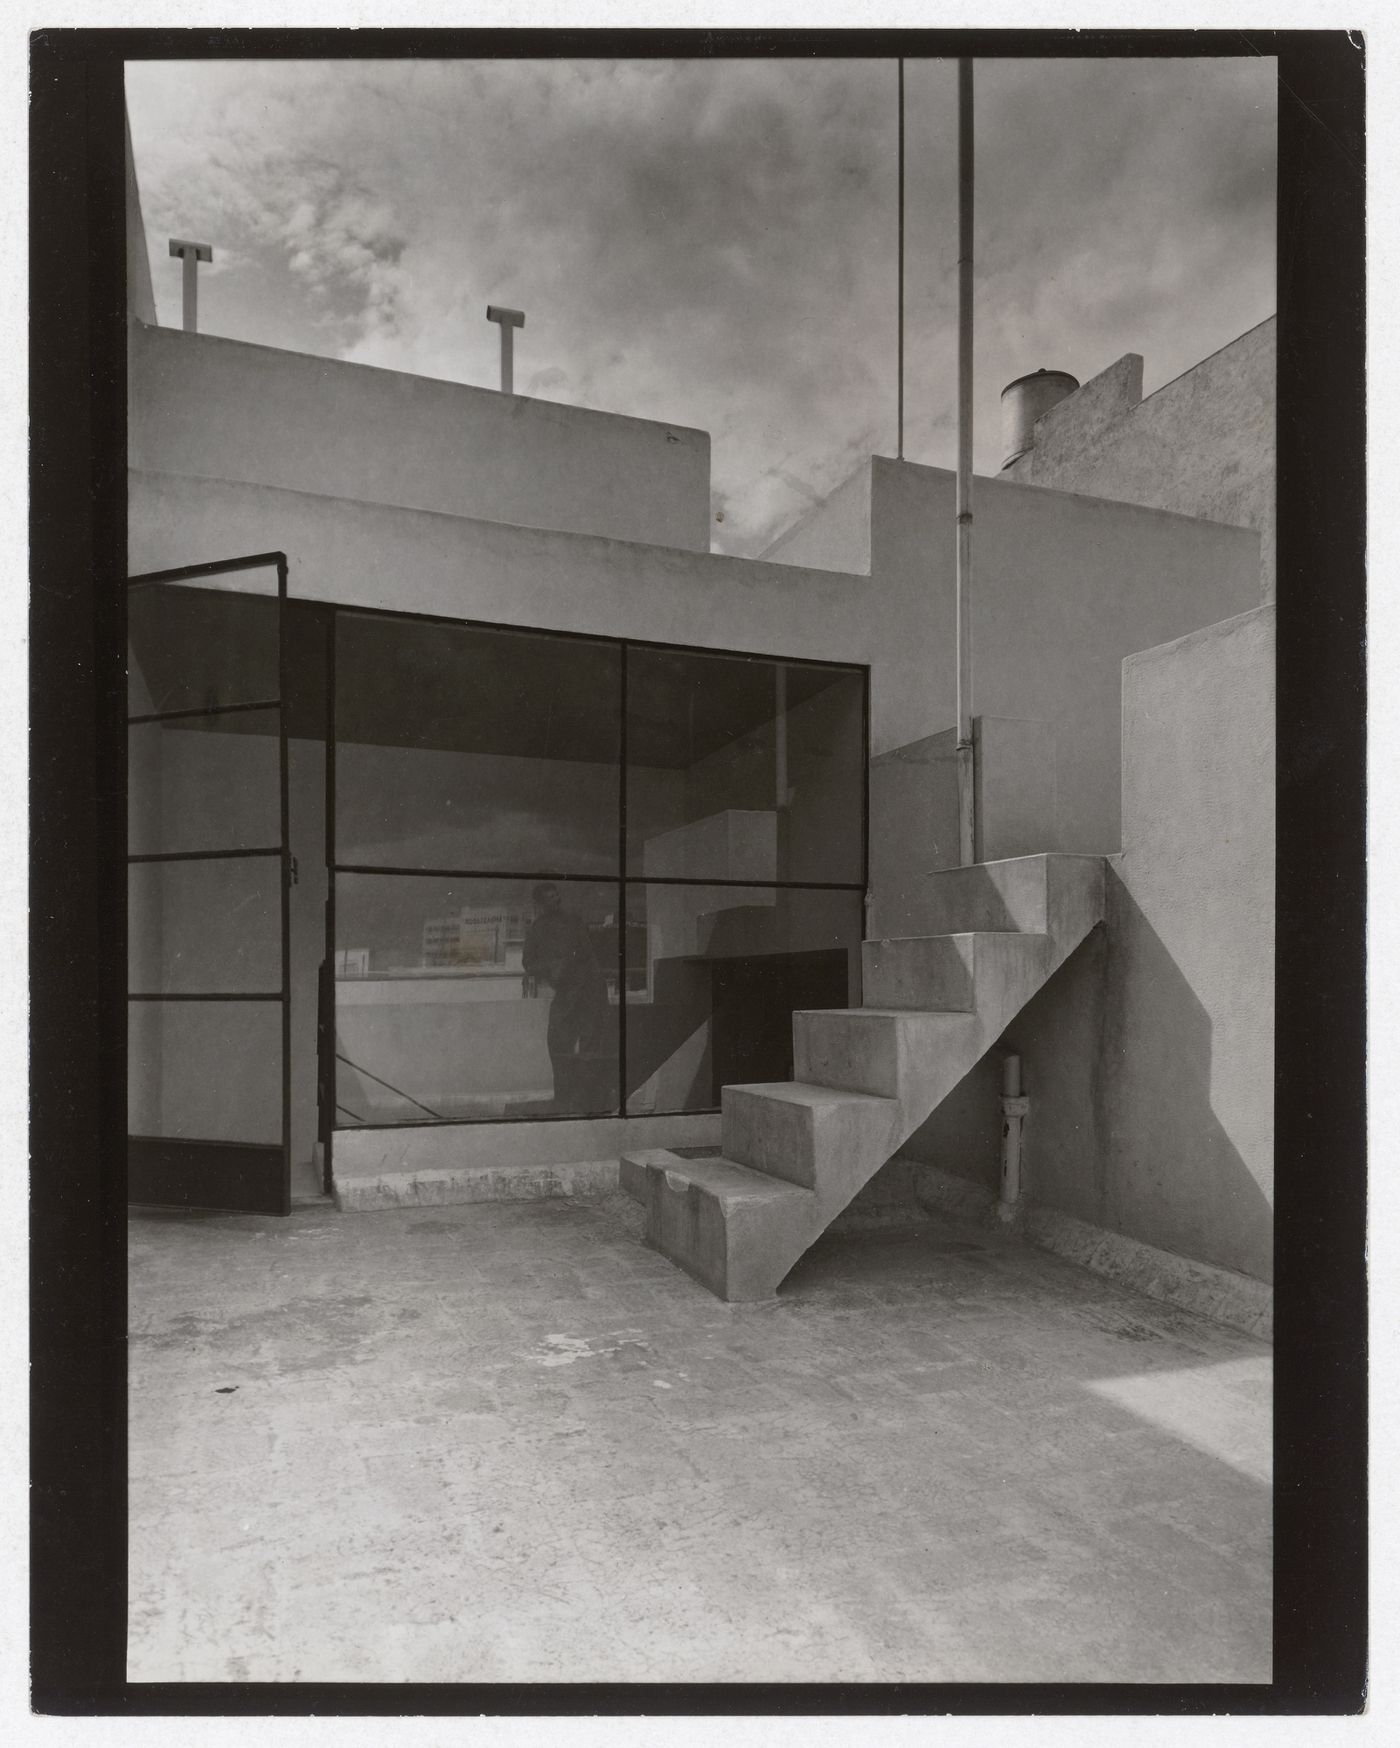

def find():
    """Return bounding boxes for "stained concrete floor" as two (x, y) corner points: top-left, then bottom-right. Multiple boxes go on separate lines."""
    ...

(128, 1193), (1271, 1684)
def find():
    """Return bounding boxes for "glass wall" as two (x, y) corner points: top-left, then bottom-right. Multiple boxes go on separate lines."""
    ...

(334, 873), (618, 1123)
(333, 612), (866, 1127)
(335, 614), (620, 875)
(626, 645), (865, 886)
(624, 884), (862, 1115)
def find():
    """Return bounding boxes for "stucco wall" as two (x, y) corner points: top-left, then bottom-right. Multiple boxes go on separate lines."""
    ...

(1002, 320), (1275, 603)
(759, 461), (874, 575)
(129, 323), (712, 552)
(867, 730), (961, 938)
(124, 112), (156, 325)
(1102, 604), (1275, 1278)
(903, 605), (1275, 1284)
(131, 455), (1255, 866)
(128, 332), (1270, 1195)
(866, 459), (1259, 851)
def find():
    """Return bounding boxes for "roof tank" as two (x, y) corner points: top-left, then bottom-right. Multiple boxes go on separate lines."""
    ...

(999, 369), (1080, 470)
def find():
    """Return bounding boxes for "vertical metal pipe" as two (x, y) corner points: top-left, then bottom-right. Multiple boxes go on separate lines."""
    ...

(181, 250), (198, 333)
(277, 557), (292, 1214)
(617, 641), (628, 1118)
(323, 609), (337, 1196)
(170, 240), (211, 333)
(955, 57), (977, 864)
(999, 1051), (1028, 1220)
(897, 58), (905, 461)
(500, 324), (514, 395)
(775, 662), (788, 809)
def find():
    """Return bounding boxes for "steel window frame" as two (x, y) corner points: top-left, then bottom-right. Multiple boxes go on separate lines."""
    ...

(326, 605), (869, 1138)
(125, 552), (291, 1212)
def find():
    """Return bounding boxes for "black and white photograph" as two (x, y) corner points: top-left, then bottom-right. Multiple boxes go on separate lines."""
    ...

(26, 23), (1367, 1719)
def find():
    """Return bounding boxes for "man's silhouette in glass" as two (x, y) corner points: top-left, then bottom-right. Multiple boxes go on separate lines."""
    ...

(522, 883), (612, 1113)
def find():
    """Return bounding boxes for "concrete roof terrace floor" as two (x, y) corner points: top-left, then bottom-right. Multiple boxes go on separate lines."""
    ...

(128, 1192), (1271, 1684)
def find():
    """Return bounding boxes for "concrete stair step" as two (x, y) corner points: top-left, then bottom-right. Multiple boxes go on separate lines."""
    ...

(861, 930), (1049, 1012)
(721, 1081), (902, 1188)
(914, 852), (1104, 938)
(624, 1148), (816, 1302)
(620, 854), (1108, 1303)
(918, 854), (1053, 934)
(791, 1007), (978, 1100)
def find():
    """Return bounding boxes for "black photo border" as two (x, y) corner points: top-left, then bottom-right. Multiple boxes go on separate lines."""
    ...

(29, 24), (1366, 1718)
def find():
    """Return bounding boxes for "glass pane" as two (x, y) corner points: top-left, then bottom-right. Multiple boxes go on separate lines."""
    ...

(128, 998), (282, 1144)
(128, 709), (281, 856)
(624, 884), (862, 1115)
(335, 614), (620, 875)
(128, 568), (280, 717)
(626, 647), (865, 885)
(129, 857), (281, 995)
(335, 873), (619, 1124)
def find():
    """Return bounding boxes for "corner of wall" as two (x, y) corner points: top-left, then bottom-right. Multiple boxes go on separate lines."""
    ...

(124, 107), (157, 327)
(1026, 352), (1144, 471)
(759, 456), (874, 575)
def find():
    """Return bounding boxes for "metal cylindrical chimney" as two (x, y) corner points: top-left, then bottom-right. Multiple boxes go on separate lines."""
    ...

(999, 369), (1079, 470)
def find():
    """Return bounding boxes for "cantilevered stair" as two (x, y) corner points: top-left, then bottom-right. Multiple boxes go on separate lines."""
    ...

(621, 853), (1105, 1300)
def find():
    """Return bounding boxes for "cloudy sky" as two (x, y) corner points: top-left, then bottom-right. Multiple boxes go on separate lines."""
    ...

(126, 55), (1275, 556)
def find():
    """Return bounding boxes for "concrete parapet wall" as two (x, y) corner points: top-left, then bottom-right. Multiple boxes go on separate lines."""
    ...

(125, 113), (156, 325)
(1003, 320), (1275, 602)
(867, 458), (1259, 850)
(759, 460), (874, 575)
(130, 322), (712, 551)
(1103, 604), (1275, 1276)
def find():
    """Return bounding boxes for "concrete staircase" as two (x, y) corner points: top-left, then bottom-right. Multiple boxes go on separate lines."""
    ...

(622, 853), (1105, 1300)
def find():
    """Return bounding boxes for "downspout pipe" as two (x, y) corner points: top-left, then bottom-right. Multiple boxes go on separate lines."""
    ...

(998, 1051), (1029, 1222)
(955, 56), (977, 866)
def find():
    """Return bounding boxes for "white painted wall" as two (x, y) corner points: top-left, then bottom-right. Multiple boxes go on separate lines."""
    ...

(128, 333), (1266, 1190)
(1002, 320), (1276, 602)
(130, 322), (712, 552)
(867, 458), (1260, 852)
(759, 462), (873, 574)
(124, 111), (156, 325)
(1102, 605), (1275, 1278)
(903, 606), (1275, 1284)
(130, 458), (1257, 858)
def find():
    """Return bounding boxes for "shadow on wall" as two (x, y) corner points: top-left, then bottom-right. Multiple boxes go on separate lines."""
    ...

(1092, 869), (1273, 1285)
(896, 865), (1273, 1287)
(867, 730), (961, 937)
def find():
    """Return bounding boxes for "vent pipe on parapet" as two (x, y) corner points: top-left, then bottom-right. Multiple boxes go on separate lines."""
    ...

(486, 305), (525, 394)
(168, 238), (212, 333)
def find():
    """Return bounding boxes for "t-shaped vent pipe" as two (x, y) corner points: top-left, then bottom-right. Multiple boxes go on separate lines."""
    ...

(486, 305), (525, 394)
(168, 238), (212, 333)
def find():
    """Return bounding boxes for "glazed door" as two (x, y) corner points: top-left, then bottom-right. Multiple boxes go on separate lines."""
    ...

(126, 554), (292, 1214)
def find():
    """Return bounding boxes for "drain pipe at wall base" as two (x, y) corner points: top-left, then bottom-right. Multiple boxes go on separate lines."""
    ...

(998, 1052), (1030, 1223)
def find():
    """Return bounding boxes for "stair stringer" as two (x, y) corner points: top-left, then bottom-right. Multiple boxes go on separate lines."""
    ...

(630, 854), (1105, 1300)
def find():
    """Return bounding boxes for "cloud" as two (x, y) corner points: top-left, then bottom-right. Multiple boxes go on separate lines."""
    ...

(126, 55), (1275, 555)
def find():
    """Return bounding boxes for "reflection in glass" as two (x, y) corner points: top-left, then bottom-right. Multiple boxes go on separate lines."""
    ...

(626, 646), (864, 886)
(128, 572), (280, 717)
(128, 998), (282, 1144)
(129, 856), (281, 994)
(128, 710), (282, 857)
(334, 613), (620, 874)
(624, 885), (862, 1115)
(334, 874), (619, 1123)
